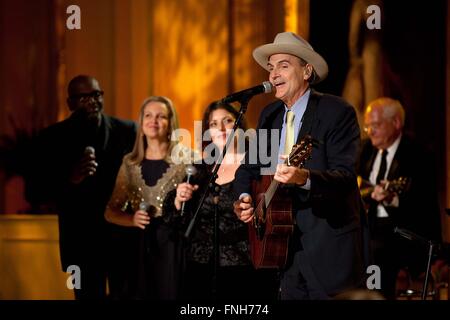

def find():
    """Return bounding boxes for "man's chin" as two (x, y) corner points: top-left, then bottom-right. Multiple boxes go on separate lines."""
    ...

(275, 93), (286, 101)
(87, 111), (101, 120)
(84, 112), (102, 126)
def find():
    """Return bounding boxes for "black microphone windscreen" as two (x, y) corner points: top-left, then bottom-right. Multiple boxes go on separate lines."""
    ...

(221, 81), (273, 103)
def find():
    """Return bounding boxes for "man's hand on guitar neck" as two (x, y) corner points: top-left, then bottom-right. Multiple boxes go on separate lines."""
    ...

(274, 163), (310, 187)
(234, 195), (254, 223)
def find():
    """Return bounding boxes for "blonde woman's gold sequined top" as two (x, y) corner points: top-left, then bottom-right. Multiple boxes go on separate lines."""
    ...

(107, 145), (195, 217)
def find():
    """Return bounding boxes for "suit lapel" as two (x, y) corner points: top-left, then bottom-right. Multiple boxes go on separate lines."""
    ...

(365, 148), (378, 179)
(388, 158), (400, 181)
(273, 107), (284, 146)
(297, 89), (321, 143)
(101, 114), (111, 152)
(260, 101), (284, 145)
(272, 106), (284, 131)
(387, 138), (403, 180)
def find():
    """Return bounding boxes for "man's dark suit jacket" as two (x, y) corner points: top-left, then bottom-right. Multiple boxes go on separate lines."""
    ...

(234, 90), (367, 296)
(34, 113), (136, 270)
(358, 136), (442, 244)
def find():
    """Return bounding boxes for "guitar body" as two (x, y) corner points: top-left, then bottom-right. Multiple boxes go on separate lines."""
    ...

(247, 136), (313, 269)
(358, 176), (411, 212)
(249, 175), (294, 269)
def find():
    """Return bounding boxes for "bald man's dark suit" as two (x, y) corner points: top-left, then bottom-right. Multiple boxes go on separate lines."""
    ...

(358, 136), (441, 298)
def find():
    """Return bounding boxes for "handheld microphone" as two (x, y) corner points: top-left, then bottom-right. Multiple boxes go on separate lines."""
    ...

(139, 201), (150, 213)
(181, 165), (198, 216)
(84, 146), (96, 176)
(84, 146), (95, 156)
(139, 201), (151, 253)
(221, 81), (273, 103)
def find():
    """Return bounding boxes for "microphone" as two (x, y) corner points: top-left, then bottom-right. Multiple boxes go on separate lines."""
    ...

(84, 146), (95, 156)
(139, 201), (157, 219)
(139, 201), (151, 254)
(181, 165), (198, 216)
(84, 146), (96, 176)
(221, 81), (273, 103)
(139, 201), (150, 213)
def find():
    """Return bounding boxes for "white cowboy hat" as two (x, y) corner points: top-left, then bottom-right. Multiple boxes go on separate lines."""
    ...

(253, 32), (328, 84)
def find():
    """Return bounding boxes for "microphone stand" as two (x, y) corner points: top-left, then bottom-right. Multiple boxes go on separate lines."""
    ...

(422, 241), (436, 300)
(394, 227), (437, 300)
(184, 97), (250, 300)
(211, 186), (220, 301)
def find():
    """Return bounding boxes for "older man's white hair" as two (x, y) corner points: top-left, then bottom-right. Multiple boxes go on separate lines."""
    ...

(367, 97), (405, 126)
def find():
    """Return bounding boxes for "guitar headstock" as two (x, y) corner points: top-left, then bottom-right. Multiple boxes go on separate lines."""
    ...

(386, 177), (411, 195)
(287, 135), (313, 168)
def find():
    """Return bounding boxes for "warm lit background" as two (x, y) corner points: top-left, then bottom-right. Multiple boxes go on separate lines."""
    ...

(0, 0), (449, 299)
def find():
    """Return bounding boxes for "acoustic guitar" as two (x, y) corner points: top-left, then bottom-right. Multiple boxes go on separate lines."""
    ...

(358, 176), (410, 200)
(249, 135), (313, 269)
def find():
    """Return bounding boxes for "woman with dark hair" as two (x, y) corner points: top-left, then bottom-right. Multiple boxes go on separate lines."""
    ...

(166, 101), (278, 301)
(105, 96), (193, 299)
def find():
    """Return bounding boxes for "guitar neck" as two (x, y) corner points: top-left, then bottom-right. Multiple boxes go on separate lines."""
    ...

(264, 179), (280, 208)
(256, 137), (312, 211)
(359, 178), (407, 199)
(360, 186), (374, 199)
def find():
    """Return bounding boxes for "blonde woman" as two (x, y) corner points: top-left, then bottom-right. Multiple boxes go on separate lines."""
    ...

(105, 96), (192, 300)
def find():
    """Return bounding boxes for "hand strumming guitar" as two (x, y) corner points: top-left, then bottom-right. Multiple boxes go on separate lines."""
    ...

(359, 176), (409, 207)
(371, 180), (398, 207)
(233, 195), (254, 223)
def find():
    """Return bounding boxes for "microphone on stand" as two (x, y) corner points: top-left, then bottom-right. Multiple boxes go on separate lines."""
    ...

(393, 227), (437, 300)
(220, 81), (273, 103)
(181, 165), (198, 216)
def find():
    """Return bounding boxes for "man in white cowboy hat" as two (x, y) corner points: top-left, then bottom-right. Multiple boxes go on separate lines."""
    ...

(234, 32), (368, 299)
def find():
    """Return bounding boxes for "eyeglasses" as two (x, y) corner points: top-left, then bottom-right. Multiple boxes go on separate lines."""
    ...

(70, 90), (104, 102)
(363, 122), (383, 133)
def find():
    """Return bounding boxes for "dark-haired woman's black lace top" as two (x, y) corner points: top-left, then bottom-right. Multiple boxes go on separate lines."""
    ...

(189, 181), (250, 266)
(164, 166), (251, 267)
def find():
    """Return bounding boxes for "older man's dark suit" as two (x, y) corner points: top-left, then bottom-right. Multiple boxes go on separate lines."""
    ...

(358, 136), (441, 298)
(234, 90), (367, 299)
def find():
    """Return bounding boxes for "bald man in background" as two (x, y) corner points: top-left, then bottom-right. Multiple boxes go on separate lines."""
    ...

(358, 97), (442, 299)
